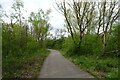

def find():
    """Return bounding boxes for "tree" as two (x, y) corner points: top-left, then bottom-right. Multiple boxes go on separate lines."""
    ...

(11, 0), (30, 49)
(96, 1), (119, 54)
(56, 0), (119, 55)
(56, 0), (96, 53)
(28, 9), (51, 47)
(2, 0), (30, 56)
(11, 0), (24, 26)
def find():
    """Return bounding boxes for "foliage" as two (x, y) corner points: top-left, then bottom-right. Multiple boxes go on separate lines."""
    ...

(105, 25), (120, 57)
(62, 34), (103, 56)
(60, 25), (119, 78)
(62, 36), (77, 56)
(61, 52), (118, 78)
(2, 20), (50, 78)
(81, 34), (102, 55)
(46, 37), (65, 49)
(2, 0), (51, 78)
(1, 0), (119, 78)
(56, 0), (119, 55)
(28, 9), (51, 43)
(3, 49), (49, 78)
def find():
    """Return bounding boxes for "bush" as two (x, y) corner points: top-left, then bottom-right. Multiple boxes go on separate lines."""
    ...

(62, 34), (103, 56)
(104, 26), (119, 57)
(81, 34), (102, 55)
(62, 36), (79, 56)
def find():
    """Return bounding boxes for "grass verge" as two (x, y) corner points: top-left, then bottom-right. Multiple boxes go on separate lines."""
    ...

(2, 49), (50, 78)
(60, 50), (118, 79)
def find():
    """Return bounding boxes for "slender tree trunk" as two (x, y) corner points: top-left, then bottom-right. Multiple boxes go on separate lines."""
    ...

(102, 33), (106, 55)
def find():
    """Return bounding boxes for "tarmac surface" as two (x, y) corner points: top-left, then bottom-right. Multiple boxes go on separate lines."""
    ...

(38, 49), (94, 78)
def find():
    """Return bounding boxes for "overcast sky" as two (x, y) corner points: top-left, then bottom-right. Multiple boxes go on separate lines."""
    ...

(0, 0), (65, 33)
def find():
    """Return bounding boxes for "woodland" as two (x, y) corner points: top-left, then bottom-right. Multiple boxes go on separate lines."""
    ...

(1, 0), (119, 78)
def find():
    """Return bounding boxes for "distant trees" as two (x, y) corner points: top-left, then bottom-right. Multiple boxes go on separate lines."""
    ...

(11, 0), (24, 26)
(56, 1), (97, 50)
(0, 4), (3, 22)
(28, 9), (51, 41)
(2, 0), (27, 56)
(2, 0), (51, 57)
(2, 0), (53, 78)
(28, 9), (51, 47)
(56, 0), (119, 55)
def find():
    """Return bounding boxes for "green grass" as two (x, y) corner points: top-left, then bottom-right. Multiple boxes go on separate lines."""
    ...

(2, 49), (50, 78)
(61, 50), (118, 79)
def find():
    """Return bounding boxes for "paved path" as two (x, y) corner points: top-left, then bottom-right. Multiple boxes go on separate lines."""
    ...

(38, 49), (94, 78)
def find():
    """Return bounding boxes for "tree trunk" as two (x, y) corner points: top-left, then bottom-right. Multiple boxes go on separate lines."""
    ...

(102, 32), (107, 56)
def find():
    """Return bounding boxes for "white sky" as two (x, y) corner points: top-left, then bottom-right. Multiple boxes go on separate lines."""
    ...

(0, 0), (65, 33)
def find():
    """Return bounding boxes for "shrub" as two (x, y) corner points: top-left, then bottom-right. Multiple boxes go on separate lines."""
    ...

(62, 36), (79, 56)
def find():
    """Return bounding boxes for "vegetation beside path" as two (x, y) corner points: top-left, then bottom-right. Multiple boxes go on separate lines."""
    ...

(61, 51), (118, 78)
(2, 0), (50, 78)
(1, 0), (119, 79)
(52, 1), (119, 79)
(3, 49), (50, 78)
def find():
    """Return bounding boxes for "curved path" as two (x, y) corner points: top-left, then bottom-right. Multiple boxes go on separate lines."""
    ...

(38, 49), (94, 78)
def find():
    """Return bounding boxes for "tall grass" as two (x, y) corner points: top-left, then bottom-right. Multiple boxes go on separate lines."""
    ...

(2, 49), (50, 78)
